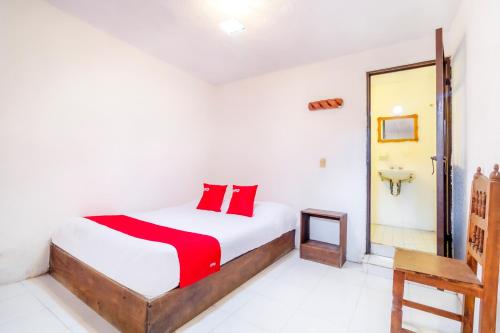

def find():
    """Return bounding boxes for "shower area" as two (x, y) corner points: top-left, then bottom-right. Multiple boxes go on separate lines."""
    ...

(368, 64), (437, 256)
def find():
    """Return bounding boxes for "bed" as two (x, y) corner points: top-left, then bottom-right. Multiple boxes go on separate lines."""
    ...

(49, 201), (296, 333)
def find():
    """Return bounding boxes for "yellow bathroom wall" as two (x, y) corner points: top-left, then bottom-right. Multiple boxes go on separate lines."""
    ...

(371, 66), (437, 231)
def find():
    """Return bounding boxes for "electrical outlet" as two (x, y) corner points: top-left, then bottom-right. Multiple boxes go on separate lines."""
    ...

(320, 158), (326, 168)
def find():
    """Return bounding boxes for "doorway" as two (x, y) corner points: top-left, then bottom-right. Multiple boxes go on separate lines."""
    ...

(366, 29), (452, 258)
(366, 61), (440, 257)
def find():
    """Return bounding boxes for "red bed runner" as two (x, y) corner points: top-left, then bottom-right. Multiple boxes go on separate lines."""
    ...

(85, 215), (221, 287)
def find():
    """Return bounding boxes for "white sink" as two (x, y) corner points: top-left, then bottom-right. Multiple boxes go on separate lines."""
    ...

(378, 169), (414, 196)
(378, 169), (414, 182)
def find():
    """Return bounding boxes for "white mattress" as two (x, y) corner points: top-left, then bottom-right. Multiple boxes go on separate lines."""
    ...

(52, 201), (296, 299)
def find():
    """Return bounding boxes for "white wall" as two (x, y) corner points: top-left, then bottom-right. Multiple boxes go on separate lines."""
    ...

(0, 0), (215, 283)
(210, 37), (435, 262)
(447, 1), (500, 326)
(4, 0), (490, 284)
(447, 0), (500, 260)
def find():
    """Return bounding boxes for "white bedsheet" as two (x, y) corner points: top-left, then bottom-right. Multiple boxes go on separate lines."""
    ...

(52, 201), (296, 299)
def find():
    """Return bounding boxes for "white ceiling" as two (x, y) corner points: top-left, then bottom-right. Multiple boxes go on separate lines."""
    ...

(47, 0), (461, 84)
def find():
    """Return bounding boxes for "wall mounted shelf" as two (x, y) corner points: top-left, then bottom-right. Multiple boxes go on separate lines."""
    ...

(308, 98), (343, 111)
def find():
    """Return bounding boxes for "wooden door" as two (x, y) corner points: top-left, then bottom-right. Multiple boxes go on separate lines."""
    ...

(435, 28), (453, 257)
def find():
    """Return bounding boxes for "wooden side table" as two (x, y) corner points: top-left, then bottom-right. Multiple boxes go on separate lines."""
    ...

(300, 208), (347, 268)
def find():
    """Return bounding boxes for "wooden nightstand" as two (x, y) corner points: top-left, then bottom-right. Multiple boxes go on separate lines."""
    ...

(300, 208), (347, 268)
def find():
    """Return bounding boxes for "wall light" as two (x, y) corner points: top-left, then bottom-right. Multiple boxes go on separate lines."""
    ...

(392, 105), (404, 115)
(219, 18), (246, 35)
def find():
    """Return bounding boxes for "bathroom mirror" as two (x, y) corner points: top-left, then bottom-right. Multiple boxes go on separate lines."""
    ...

(377, 114), (418, 143)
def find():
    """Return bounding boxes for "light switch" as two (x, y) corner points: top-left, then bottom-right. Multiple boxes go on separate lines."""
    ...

(319, 158), (326, 168)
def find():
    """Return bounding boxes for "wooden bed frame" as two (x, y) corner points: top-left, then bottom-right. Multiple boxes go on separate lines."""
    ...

(49, 230), (295, 333)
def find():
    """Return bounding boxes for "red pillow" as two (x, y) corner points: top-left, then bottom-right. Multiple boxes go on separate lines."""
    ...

(196, 183), (227, 212)
(226, 185), (258, 217)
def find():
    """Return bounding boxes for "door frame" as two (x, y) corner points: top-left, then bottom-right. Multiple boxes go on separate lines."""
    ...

(435, 28), (454, 257)
(365, 60), (438, 255)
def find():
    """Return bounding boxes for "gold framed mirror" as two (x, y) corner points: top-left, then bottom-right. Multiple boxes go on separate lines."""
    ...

(377, 114), (418, 143)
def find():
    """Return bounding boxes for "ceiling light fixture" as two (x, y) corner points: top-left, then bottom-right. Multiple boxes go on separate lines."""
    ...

(219, 18), (246, 35)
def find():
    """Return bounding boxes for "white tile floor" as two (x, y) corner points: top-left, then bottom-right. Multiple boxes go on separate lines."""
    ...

(0, 250), (464, 333)
(371, 224), (437, 254)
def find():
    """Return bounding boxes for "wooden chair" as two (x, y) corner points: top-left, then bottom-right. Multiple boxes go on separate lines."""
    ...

(391, 164), (500, 333)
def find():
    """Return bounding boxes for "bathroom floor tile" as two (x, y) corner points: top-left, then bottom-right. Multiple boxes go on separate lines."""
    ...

(371, 224), (436, 254)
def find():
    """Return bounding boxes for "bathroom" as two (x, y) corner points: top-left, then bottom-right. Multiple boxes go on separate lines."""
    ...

(369, 64), (437, 256)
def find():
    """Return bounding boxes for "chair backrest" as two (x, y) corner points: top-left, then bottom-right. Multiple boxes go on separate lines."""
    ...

(466, 164), (500, 282)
